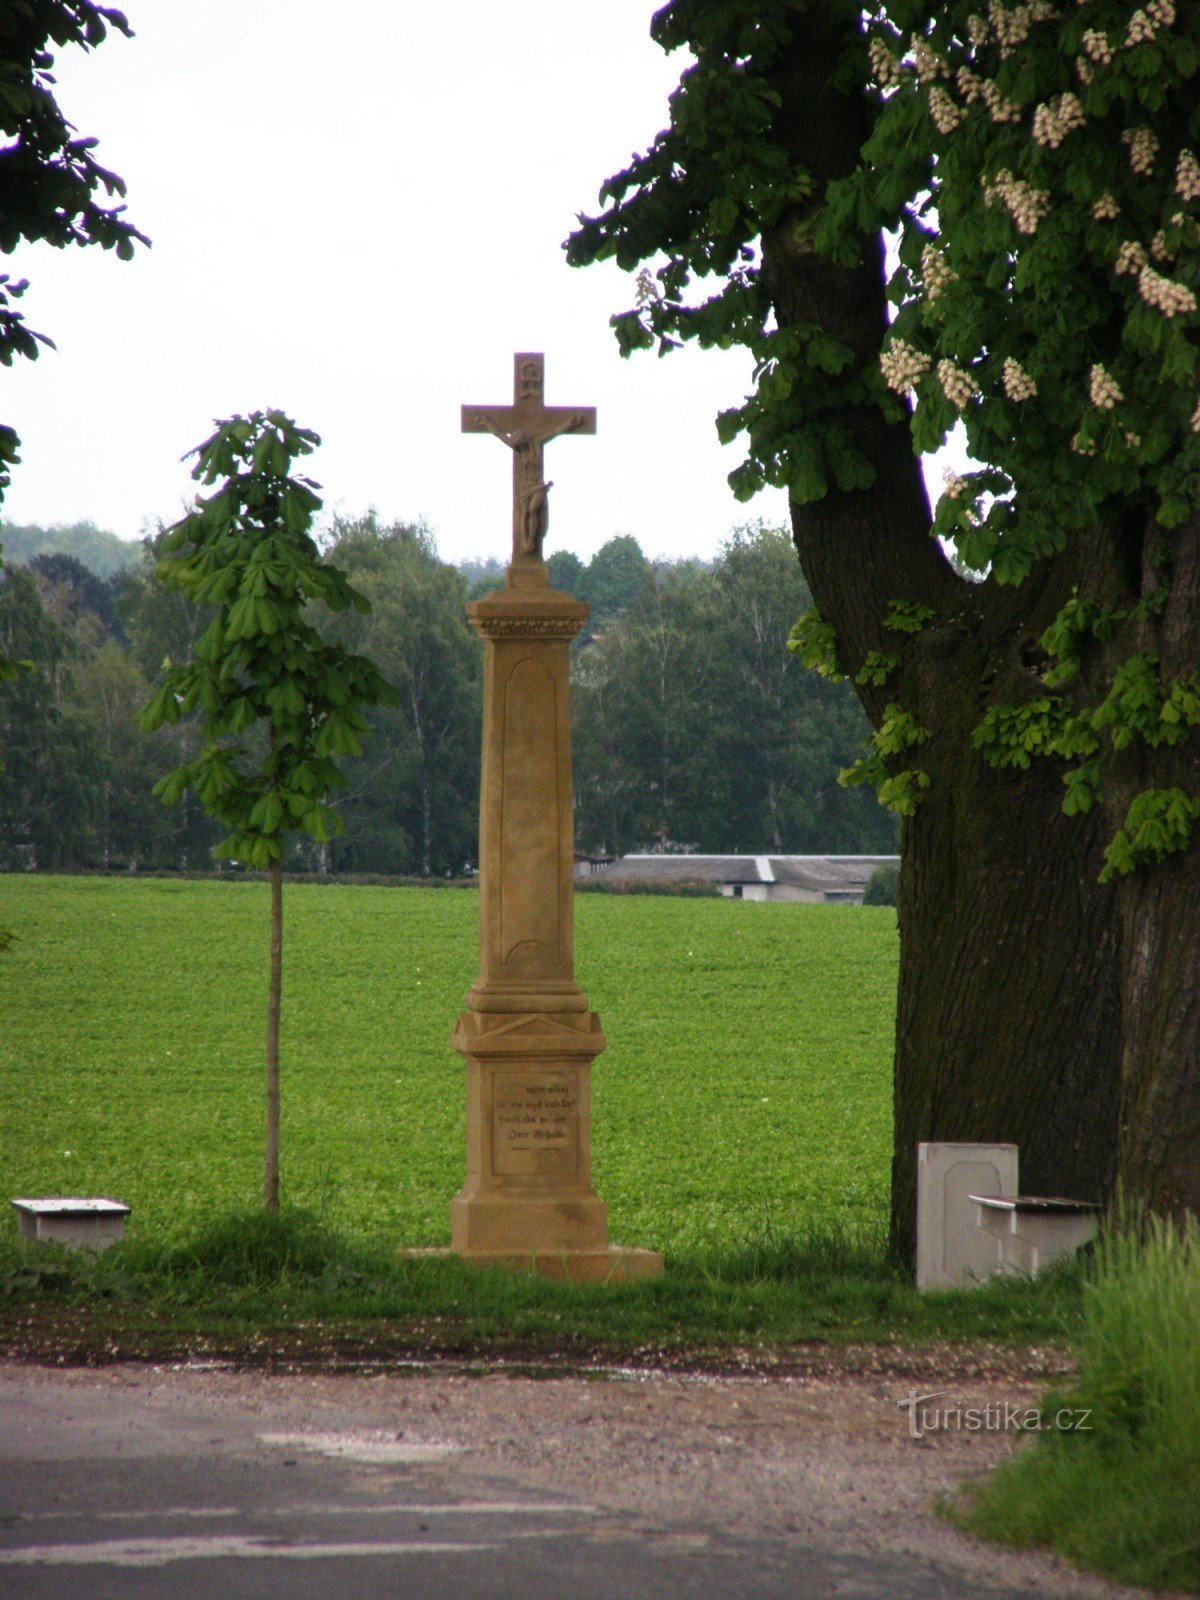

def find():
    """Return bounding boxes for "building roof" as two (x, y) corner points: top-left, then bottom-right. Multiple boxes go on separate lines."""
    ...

(601, 854), (899, 891)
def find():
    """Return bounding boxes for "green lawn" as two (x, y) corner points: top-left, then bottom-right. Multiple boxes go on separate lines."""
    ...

(0, 877), (897, 1257)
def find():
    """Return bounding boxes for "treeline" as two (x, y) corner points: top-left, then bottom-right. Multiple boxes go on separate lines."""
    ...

(0, 518), (895, 874)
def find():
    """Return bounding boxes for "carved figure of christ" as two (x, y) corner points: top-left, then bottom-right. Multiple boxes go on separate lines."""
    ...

(462, 353), (596, 565)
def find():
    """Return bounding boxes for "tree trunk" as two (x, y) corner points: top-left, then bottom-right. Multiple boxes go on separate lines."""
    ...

(1101, 515), (1200, 1216)
(763, 5), (1124, 1263)
(263, 857), (283, 1212)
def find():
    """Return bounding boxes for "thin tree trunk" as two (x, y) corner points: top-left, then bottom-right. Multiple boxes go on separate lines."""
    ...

(264, 857), (283, 1212)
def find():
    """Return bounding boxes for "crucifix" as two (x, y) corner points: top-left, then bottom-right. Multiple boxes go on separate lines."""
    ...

(462, 352), (596, 567)
(427, 350), (660, 1283)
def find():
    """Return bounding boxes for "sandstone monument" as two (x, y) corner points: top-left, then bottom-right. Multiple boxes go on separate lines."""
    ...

(449, 352), (662, 1281)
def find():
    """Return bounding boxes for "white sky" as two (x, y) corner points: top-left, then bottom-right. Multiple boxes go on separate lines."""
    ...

(2, 0), (794, 567)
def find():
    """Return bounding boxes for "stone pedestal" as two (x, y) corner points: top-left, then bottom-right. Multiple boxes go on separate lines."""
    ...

(448, 569), (661, 1282)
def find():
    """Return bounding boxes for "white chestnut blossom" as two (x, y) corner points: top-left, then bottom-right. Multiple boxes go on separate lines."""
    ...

(982, 79), (1022, 123)
(1089, 364), (1124, 409)
(1082, 28), (1113, 62)
(983, 169), (1051, 234)
(1176, 150), (1200, 203)
(910, 34), (950, 80)
(921, 243), (956, 300)
(880, 339), (931, 394)
(1148, 0), (1176, 22)
(1071, 432), (1098, 456)
(868, 37), (903, 88)
(1115, 239), (1149, 274)
(1092, 193), (1120, 220)
(1138, 265), (1198, 317)
(987, 0), (1033, 54)
(1075, 55), (1094, 84)
(966, 14), (990, 45)
(937, 359), (977, 410)
(928, 87), (964, 134)
(1190, 399), (1200, 433)
(1032, 93), (1085, 148)
(943, 470), (967, 499)
(1126, 9), (1157, 44)
(1121, 126), (1159, 175)
(1002, 358), (1038, 400)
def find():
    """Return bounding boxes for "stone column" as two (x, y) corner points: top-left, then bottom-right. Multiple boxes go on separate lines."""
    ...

(449, 571), (662, 1281)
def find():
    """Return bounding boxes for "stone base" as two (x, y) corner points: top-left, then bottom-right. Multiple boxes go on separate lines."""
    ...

(402, 1245), (664, 1283)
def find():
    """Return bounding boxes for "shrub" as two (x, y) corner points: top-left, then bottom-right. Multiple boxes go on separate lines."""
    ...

(862, 863), (899, 906)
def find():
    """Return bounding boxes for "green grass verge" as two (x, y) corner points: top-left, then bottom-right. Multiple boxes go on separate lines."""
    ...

(0, 1203), (1083, 1360)
(0, 876), (1082, 1354)
(952, 1214), (1200, 1594)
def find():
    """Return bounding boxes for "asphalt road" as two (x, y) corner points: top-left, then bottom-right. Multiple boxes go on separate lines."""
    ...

(0, 1362), (1149, 1600)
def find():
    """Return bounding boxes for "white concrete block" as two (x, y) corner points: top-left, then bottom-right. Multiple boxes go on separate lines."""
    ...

(11, 1197), (130, 1251)
(916, 1143), (1018, 1291)
(971, 1195), (1099, 1277)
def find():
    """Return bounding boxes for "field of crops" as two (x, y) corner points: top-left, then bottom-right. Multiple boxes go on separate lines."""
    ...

(0, 878), (898, 1258)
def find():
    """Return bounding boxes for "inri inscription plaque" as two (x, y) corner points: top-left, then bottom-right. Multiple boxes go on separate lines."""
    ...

(493, 1071), (579, 1177)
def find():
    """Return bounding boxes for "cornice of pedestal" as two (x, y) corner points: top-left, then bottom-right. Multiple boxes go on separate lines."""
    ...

(467, 568), (588, 641)
(453, 1007), (606, 1061)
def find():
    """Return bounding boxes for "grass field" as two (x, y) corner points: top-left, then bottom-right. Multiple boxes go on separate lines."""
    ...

(0, 876), (897, 1256)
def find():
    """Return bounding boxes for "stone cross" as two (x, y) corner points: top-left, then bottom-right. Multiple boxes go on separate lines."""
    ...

(461, 353), (596, 567)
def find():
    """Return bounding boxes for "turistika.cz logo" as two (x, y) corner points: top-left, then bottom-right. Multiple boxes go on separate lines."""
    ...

(896, 1390), (1093, 1441)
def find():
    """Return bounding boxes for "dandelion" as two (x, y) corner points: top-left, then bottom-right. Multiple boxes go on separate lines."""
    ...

(937, 358), (977, 410)
(880, 339), (931, 394)
(1002, 358), (1037, 400)
(1089, 364), (1123, 409)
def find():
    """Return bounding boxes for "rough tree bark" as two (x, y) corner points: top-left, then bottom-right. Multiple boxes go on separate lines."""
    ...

(1094, 514), (1200, 1217)
(762, 7), (1124, 1259)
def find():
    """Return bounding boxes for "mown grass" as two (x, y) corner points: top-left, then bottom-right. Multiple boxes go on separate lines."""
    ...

(0, 876), (1084, 1351)
(952, 1214), (1200, 1594)
(0, 875), (895, 1253)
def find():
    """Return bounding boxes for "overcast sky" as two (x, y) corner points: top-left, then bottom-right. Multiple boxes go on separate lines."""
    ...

(2, 1), (804, 566)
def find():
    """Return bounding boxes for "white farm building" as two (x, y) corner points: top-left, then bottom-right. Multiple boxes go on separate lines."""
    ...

(594, 855), (899, 904)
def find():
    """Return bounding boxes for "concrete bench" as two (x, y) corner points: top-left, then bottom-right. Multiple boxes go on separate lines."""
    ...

(11, 1197), (131, 1252)
(970, 1193), (1099, 1277)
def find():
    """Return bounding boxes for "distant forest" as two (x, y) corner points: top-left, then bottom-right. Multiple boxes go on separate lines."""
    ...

(0, 517), (896, 875)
